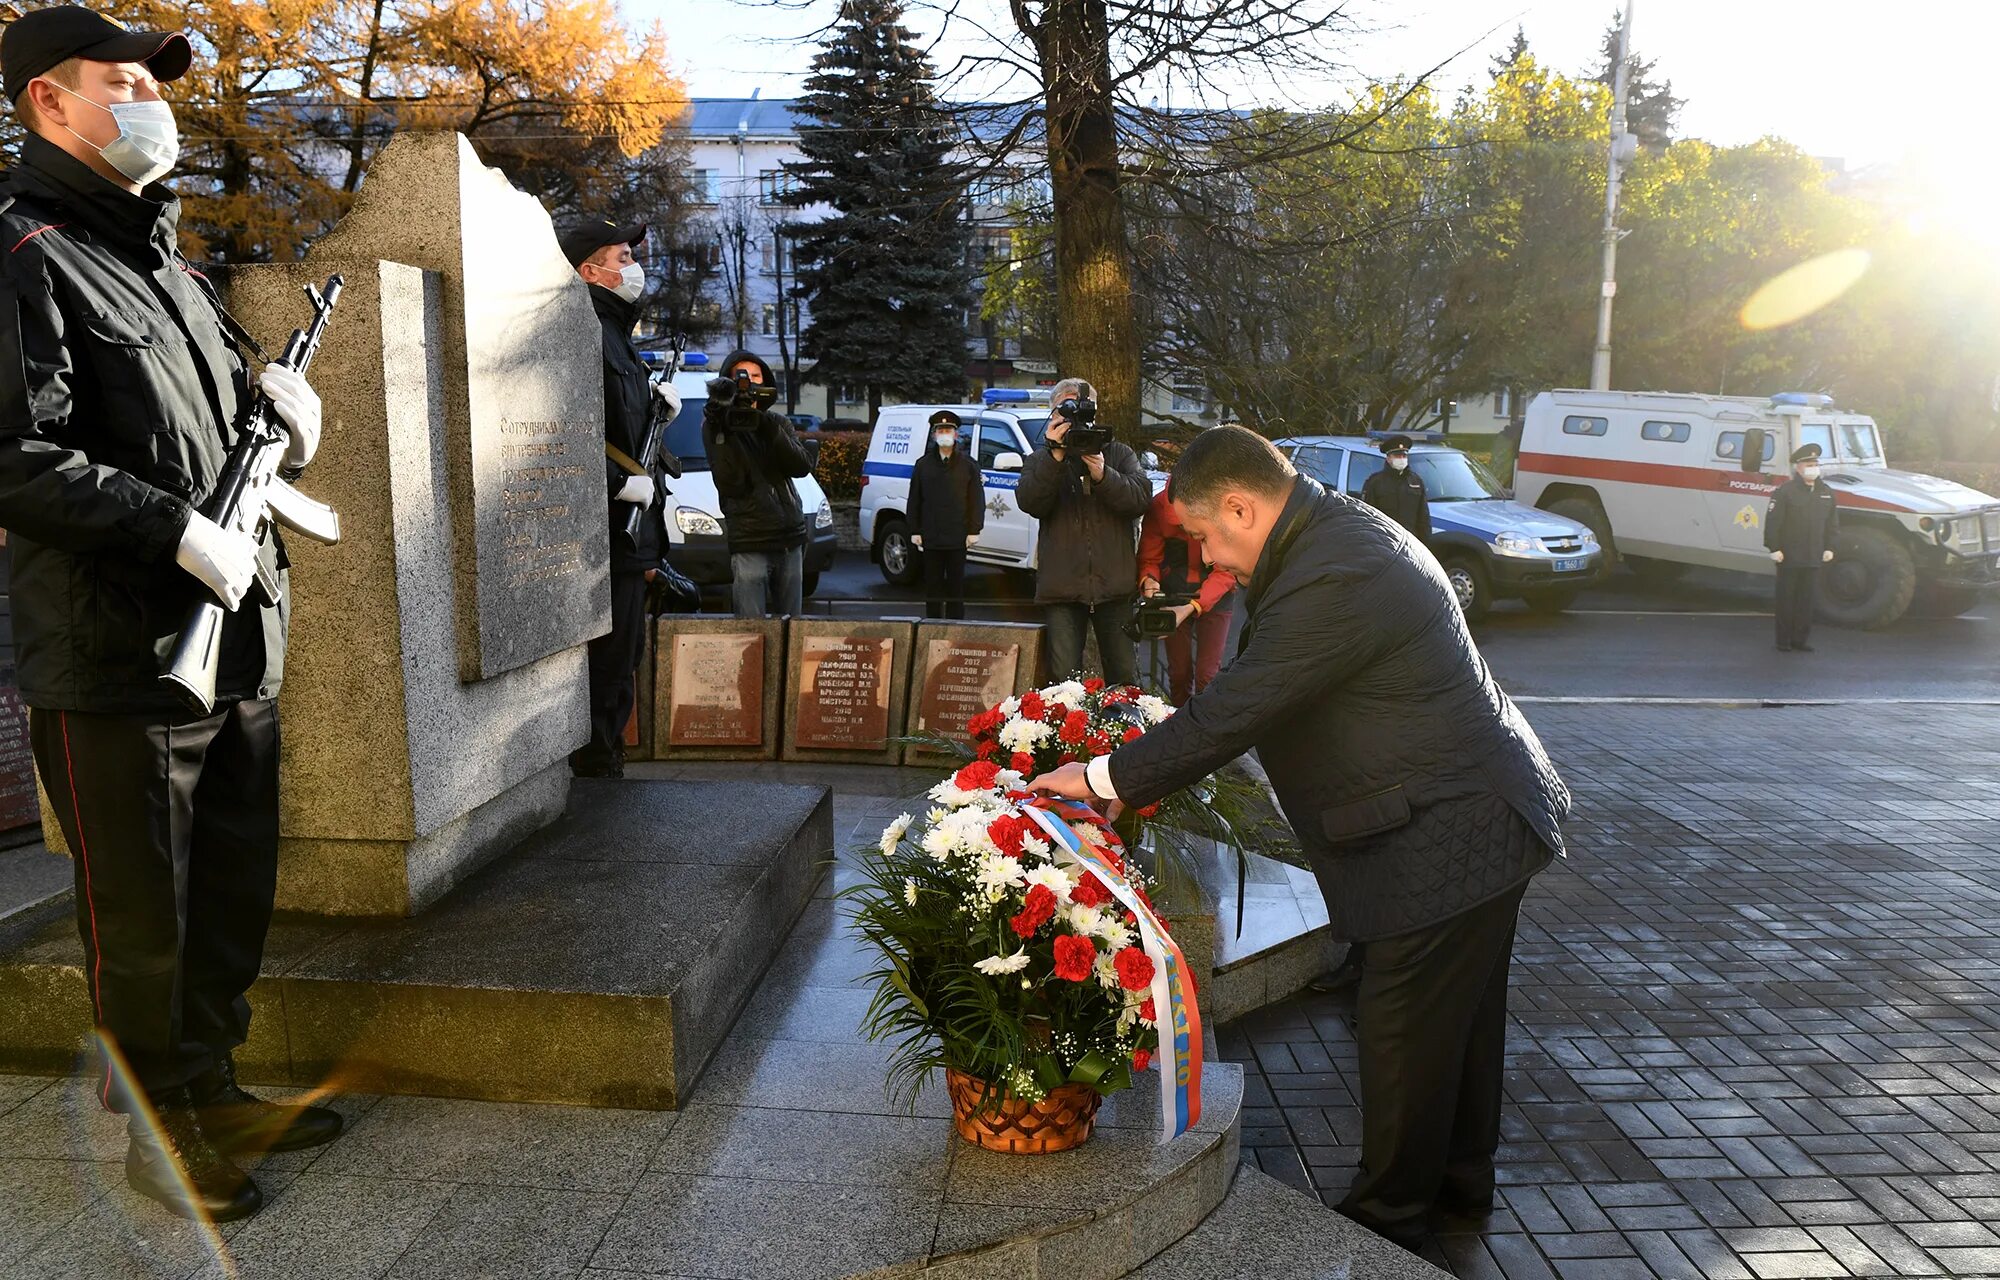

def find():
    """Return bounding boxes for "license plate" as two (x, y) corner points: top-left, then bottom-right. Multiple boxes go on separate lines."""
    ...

(1553, 557), (1586, 573)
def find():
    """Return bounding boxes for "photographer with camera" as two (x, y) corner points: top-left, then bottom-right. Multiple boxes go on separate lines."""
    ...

(1137, 487), (1235, 704)
(1015, 377), (1153, 685)
(702, 351), (815, 618)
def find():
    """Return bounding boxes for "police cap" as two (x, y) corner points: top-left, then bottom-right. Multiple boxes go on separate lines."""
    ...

(928, 410), (962, 431)
(558, 218), (648, 268)
(1379, 434), (1414, 455)
(1790, 442), (1823, 464)
(3, 7), (191, 103)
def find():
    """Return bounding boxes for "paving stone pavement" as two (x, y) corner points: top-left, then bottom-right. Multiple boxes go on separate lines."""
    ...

(1222, 702), (2000, 1280)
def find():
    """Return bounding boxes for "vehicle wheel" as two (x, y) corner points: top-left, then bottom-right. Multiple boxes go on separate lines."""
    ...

(1521, 587), (1579, 614)
(802, 571), (820, 599)
(1816, 526), (1917, 629)
(876, 518), (921, 587)
(1908, 582), (1981, 619)
(1547, 497), (1616, 569)
(1442, 555), (1492, 621)
(1624, 555), (1688, 584)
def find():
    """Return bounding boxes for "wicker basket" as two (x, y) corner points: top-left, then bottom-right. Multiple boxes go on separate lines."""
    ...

(945, 1068), (1102, 1154)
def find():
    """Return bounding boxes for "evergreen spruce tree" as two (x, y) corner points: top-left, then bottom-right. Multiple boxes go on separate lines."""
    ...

(1598, 10), (1682, 150)
(786, 0), (971, 420)
(1491, 26), (1531, 78)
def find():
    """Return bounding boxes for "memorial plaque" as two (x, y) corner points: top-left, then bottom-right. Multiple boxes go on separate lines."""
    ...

(654, 617), (785, 761)
(795, 637), (894, 750)
(915, 640), (1020, 740)
(0, 664), (34, 837)
(669, 634), (766, 747)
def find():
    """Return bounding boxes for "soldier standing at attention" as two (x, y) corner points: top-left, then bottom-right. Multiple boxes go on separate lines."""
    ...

(1764, 441), (1840, 652)
(0, 5), (342, 1221)
(1361, 434), (1432, 543)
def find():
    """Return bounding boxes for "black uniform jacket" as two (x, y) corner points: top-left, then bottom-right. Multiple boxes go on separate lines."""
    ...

(1762, 476), (1840, 562)
(907, 434), (984, 546)
(0, 136), (279, 712)
(1361, 464), (1432, 541)
(1106, 477), (1569, 940)
(591, 284), (667, 572)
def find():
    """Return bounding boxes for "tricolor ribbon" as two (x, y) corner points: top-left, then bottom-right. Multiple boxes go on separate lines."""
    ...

(1020, 797), (1203, 1144)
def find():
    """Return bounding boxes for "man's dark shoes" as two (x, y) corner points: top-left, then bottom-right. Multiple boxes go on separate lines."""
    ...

(126, 1090), (262, 1222)
(1309, 952), (1363, 994)
(1335, 1203), (1428, 1253)
(192, 1058), (344, 1155)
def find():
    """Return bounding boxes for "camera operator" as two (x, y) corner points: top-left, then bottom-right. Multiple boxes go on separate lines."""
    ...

(702, 350), (814, 618)
(1137, 486), (1235, 704)
(1015, 377), (1153, 685)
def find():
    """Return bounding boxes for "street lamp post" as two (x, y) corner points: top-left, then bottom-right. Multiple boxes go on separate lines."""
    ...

(1590, 3), (1637, 391)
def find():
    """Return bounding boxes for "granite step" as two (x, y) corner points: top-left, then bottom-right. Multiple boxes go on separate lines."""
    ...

(0, 841), (67, 924)
(0, 778), (831, 1109)
(1127, 1164), (1453, 1280)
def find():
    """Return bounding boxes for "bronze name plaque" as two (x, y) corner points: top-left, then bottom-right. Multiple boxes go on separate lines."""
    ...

(795, 635), (894, 750)
(915, 640), (1020, 744)
(668, 633), (766, 747)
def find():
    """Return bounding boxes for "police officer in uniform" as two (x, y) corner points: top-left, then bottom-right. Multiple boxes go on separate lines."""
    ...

(559, 219), (679, 777)
(0, 6), (342, 1221)
(1362, 435), (1432, 542)
(1763, 442), (1839, 652)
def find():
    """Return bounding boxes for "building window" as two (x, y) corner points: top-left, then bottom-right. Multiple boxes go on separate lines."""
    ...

(1494, 387), (1519, 418)
(1563, 415), (1609, 436)
(688, 169), (720, 205)
(758, 169), (795, 206)
(758, 239), (792, 275)
(1170, 374), (1207, 415)
(760, 304), (779, 336)
(1717, 430), (1777, 462)
(1641, 420), (1690, 443)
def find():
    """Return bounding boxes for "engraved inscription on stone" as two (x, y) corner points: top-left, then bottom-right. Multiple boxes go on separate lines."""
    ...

(0, 664), (33, 831)
(496, 417), (591, 590)
(669, 633), (766, 747)
(916, 641), (1020, 742)
(796, 636), (894, 751)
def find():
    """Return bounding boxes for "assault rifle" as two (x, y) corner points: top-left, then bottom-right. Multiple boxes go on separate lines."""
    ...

(623, 331), (687, 540)
(161, 274), (345, 715)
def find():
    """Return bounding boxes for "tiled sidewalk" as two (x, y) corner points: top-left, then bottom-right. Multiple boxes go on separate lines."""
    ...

(1222, 703), (2000, 1280)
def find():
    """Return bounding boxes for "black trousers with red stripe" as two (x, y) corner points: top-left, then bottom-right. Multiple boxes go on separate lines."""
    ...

(29, 699), (280, 1110)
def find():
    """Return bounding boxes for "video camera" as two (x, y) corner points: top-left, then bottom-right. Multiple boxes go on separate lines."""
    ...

(705, 369), (780, 418)
(1053, 395), (1113, 456)
(1124, 589), (1195, 642)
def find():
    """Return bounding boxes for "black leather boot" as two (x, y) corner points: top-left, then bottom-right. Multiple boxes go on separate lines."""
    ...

(191, 1057), (344, 1155)
(126, 1090), (263, 1222)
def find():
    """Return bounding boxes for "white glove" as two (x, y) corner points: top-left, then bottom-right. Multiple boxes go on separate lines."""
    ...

(615, 474), (656, 507)
(175, 512), (260, 610)
(1822, 550), (1834, 563)
(260, 364), (322, 471)
(966, 532), (979, 547)
(911, 534), (924, 549)
(1771, 551), (1785, 563)
(652, 380), (683, 417)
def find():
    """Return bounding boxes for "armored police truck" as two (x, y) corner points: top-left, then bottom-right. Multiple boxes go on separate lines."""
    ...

(1514, 389), (2000, 628)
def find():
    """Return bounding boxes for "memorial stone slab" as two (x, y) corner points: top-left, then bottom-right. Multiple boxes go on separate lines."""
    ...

(653, 617), (784, 762)
(309, 131), (610, 682)
(903, 620), (1045, 767)
(782, 619), (914, 767)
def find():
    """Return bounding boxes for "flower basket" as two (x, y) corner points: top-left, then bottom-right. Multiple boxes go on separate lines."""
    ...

(844, 680), (1206, 1154)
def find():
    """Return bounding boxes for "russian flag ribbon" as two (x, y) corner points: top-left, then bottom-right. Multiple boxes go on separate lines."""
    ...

(1019, 797), (1203, 1144)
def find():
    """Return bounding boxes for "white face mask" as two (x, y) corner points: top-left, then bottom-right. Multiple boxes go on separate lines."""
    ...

(934, 433), (956, 450)
(45, 81), (178, 185)
(1799, 464), (1821, 482)
(606, 261), (646, 302)
(1389, 455), (1409, 472)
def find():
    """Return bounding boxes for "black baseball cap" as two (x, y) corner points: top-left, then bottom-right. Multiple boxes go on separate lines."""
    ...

(3, 7), (192, 104)
(558, 218), (647, 267)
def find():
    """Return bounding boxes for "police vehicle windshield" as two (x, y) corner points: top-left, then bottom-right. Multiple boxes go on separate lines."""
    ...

(1408, 451), (1504, 502)
(1018, 415), (1051, 448)
(664, 399), (709, 470)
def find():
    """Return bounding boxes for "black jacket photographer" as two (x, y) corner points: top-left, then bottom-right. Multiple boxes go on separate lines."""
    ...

(1014, 377), (1153, 685)
(701, 350), (814, 618)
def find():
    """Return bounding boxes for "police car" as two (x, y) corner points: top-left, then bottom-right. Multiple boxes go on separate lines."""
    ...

(1275, 433), (1605, 618)
(1513, 389), (2000, 627)
(640, 351), (839, 595)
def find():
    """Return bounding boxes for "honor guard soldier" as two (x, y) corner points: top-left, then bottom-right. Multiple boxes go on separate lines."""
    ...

(1763, 442), (1840, 652)
(559, 218), (678, 777)
(1362, 435), (1432, 542)
(0, 5), (342, 1221)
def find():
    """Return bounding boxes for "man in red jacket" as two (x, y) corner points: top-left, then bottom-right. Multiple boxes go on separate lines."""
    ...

(1137, 488), (1235, 703)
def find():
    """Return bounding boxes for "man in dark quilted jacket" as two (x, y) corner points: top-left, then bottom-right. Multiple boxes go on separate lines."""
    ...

(1030, 424), (1569, 1252)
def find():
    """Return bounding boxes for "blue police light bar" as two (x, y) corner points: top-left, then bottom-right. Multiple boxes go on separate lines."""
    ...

(683, 352), (710, 368)
(983, 387), (1051, 405)
(1364, 430), (1447, 444)
(1769, 392), (1830, 408)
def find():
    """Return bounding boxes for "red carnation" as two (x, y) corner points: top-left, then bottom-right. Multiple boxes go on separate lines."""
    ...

(1042, 699), (1068, 723)
(988, 814), (1028, 858)
(1132, 1048), (1152, 1072)
(1010, 884), (1057, 938)
(1020, 691), (1045, 719)
(1058, 752), (1078, 765)
(954, 760), (1002, 792)
(1010, 751), (1036, 774)
(1086, 732), (1113, 756)
(968, 708), (1005, 738)
(1138, 803), (1161, 819)
(1052, 933), (1096, 982)
(1072, 873), (1112, 909)
(1140, 997), (1156, 1022)
(1059, 710), (1089, 744)
(1123, 726), (1143, 743)
(1084, 678), (1106, 694)
(1114, 947), (1155, 991)
(975, 740), (997, 760)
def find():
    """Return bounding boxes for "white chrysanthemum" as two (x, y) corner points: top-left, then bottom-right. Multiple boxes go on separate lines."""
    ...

(880, 813), (913, 856)
(1067, 903), (1104, 937)
(1136, 695), (1174, 725)
(1097, 917), (1135, 950)
(1000, 696), (1022, 717)
(999, 717), (1055, 753)
(903, 878), (919, 906)
(1022, 834), (1052, 860)
(920, 824), (955, 860)
(1024, 865), (1074, 904)
(1094, 952), (1121, 990)
(1047, 680), (1087, 709)
(975, 949), (1031, 976)
(975, 853), (1027, 895)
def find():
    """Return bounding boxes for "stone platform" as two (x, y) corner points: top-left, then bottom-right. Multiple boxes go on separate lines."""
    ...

(0, 778), (831, 1110)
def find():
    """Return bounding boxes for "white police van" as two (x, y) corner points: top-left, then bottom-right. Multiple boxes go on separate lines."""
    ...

(859, 389), (1055, 585)
(639, 351), (839, 596)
